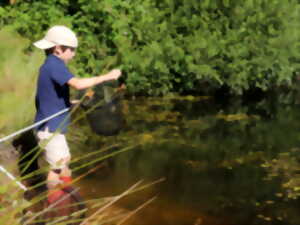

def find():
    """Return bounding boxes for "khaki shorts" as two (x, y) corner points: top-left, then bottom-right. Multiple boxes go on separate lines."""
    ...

(36, 128), (71, 169)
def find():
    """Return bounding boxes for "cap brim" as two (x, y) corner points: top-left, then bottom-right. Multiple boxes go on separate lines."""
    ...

(33, 39), (56, 49)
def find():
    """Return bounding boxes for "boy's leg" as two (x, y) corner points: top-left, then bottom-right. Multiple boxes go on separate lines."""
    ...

(47, 169), (61, 189)
(36, 129), (71, 190)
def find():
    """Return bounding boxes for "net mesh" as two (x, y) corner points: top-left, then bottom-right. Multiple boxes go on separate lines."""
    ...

(80, 81), (124, 136)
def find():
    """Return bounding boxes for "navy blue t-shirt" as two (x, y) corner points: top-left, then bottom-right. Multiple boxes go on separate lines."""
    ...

(35, 54), (74, 133)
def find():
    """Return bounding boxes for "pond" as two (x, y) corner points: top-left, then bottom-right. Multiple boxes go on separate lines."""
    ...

(69, 92), (300, 225)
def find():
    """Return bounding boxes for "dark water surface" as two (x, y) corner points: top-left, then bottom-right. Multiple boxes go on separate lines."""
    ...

(72, 94), (300, 225)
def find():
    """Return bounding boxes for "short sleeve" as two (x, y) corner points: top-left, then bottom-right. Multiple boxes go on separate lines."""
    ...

(50, 63), (74, 86)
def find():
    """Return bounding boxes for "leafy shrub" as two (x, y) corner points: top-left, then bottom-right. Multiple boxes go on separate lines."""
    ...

(0, 0), (299, 95)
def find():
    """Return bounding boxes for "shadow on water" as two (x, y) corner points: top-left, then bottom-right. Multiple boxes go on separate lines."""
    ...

(71, 89), (300, 225)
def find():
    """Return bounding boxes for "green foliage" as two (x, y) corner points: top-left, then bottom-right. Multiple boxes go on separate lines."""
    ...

(0, 0), (299, 95)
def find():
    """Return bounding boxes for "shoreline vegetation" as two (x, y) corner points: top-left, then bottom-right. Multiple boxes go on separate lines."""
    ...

(0, 27), (42, 134)
(1, 0), (299, 96)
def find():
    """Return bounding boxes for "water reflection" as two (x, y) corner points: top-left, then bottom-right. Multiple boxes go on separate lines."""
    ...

(71, 94), (300, 225)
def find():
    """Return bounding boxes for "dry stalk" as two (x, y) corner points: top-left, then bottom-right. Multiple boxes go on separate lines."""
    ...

(79, 180), (143, 225)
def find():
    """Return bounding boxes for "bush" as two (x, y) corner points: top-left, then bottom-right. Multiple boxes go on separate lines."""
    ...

(0, 0), (299, 95)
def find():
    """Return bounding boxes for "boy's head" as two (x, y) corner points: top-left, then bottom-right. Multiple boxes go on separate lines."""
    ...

(34, 25), (78, 63)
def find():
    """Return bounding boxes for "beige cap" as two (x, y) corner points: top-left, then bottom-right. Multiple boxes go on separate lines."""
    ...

(34, 25), (78, 49)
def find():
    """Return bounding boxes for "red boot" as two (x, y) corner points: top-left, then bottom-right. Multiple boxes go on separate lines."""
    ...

(60, 176), (72, 185)
(47, 188), (65, 204)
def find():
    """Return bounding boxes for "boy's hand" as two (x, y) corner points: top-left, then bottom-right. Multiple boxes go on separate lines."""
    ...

(107, 69), (122, 80)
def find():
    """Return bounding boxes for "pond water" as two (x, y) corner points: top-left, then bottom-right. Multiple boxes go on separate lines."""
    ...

(70, 93), (300, 225)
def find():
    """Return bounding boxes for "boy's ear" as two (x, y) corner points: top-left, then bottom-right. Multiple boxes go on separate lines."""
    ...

(54, 45), (62, 55)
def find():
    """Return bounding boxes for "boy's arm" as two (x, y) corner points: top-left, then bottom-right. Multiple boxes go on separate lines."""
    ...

(68, 69), (121, 90)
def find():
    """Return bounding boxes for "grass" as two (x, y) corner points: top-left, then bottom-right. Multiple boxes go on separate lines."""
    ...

(0, 26), (43, 135)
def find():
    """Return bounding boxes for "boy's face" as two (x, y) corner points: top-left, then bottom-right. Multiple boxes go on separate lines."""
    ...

(54, 46), (76, 63)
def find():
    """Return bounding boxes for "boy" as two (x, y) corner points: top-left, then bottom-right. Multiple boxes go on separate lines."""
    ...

(33, 25), (121, 203)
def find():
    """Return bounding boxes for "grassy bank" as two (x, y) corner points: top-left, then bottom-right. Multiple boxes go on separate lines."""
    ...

(0, 26), (43, 135)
